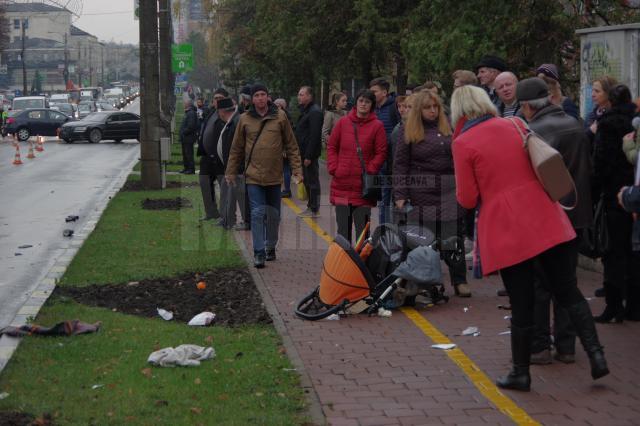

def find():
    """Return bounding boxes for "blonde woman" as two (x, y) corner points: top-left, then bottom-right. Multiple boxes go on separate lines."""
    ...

(393, 91), (470, 297)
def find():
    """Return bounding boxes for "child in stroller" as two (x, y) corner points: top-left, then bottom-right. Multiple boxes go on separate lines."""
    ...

(295, 222), (462, 321)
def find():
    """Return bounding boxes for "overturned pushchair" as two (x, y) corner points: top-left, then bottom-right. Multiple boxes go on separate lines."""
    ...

(295, 222), (461, 321)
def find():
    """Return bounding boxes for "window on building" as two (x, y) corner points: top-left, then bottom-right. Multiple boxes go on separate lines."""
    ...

(14, 19), (20, 30)
(23, 19), (28, 29)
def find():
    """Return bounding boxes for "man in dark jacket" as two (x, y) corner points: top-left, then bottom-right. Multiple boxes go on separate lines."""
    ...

(518, 77), (593, 364)
(295, 86), (324, 217)
(180, 98), (198, 174)
(214, 98), (241, 229)
(197, 104), (221, 221)
(370, 77), (399, 225)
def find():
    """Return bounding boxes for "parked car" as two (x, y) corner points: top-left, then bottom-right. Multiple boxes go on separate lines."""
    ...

(4, 108), (71, 141)
(12, 96), (49, 111)
(60, 111), (140, 143)
(51, 103), (79, 119)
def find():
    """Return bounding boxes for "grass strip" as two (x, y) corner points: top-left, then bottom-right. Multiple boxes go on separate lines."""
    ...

(0, 302), (306, 425)
(0, 161), (309, 424)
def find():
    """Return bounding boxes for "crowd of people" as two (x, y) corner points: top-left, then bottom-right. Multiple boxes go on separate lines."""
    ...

(180, 54), (640, 392)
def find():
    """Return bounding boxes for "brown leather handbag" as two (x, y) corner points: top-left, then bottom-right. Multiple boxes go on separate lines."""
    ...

(508, 117), (576, 209)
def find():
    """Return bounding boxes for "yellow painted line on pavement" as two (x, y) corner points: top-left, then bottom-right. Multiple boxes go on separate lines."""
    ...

(282, 199), (539, 425)
(282, 197), (333, 244)
(401, 307), (540, 425)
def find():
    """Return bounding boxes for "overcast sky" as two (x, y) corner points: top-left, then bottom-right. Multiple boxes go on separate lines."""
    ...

(73, 0), (139, 45)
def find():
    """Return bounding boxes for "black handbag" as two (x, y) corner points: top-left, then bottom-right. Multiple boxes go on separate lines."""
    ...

(352, 122), (381, 201)
(579, 194), (610, 258)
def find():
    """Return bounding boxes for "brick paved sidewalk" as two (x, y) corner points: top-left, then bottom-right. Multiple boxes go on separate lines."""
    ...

(237, 165), (640, 426)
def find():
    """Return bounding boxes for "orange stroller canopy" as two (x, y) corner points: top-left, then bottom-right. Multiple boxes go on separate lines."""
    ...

(319, 235), (374, 306)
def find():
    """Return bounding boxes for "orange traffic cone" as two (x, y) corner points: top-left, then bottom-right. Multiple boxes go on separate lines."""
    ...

(35, 135), (44, 152)
(26, 140), (35, 159)
(12, 144), (23, 165)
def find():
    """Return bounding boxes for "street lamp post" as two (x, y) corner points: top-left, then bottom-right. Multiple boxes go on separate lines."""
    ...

(21, 19), (27, 95)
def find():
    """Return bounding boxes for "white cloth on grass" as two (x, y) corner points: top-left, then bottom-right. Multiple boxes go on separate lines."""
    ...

(147, 344), (215, 367)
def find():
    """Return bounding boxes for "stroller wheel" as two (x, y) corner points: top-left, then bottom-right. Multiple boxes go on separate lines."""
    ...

(294, 287), (347, 321)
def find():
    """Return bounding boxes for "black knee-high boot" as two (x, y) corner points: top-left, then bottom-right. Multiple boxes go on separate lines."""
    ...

(566, 300), (609, 379)
(497, 324), (533, 391)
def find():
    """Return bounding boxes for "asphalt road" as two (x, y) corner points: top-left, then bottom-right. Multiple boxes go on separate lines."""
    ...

(0, 99), (140, 329)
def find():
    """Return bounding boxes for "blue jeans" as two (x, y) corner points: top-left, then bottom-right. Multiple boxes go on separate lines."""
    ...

(282, 159), (291, 194)
(247, 184), (281, 255)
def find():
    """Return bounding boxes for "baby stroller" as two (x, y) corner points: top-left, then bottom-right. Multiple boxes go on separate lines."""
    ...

(295, 222), (458, 321)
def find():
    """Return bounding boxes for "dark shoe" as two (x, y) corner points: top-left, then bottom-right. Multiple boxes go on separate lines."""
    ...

(553, 352), (575, 364)
(496, 325), (532, 392)
(254, 253), (265, 268)
(281, 191), (291, 198)
(530, 349), (552, 365)
(497, 288), (508, 297)
(214, 219), (227, 227)
(496, 366), (531, 391)
(181, 169), (195, 175)
(593, 305), (624, 323)
(589, 350), (610, 380)
(199, 216), (215, 221)
(265, 248), (276, 261)
(233, 223), (250, 231)
(594, 287), (605, 298)
(566, 300), (609, 380)
(454, 283), (472, 297)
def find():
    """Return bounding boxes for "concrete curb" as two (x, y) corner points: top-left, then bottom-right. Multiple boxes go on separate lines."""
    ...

(232, 230), (326, 426)
(0, 150), (140, 374)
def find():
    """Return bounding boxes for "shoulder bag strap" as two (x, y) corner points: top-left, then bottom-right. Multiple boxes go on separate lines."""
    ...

(507, 117), (578, 210)
(351, 121), (367, 174)
(506, 116), (528, 147)
(245, 119), (269, 169)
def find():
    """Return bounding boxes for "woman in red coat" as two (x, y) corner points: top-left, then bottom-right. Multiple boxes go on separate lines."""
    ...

(327, 89), (387, 243)
(450, 84), (609, 391)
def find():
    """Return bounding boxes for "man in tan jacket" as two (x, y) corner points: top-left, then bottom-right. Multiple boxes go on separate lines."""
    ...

(225, 83), (303, 268)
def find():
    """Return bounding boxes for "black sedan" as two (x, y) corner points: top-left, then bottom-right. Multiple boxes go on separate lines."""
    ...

(60, 111), (140, 143)
(3, 108), (72, 141)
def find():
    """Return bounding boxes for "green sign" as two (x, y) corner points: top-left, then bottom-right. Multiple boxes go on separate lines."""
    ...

(171, 44), (193, 72)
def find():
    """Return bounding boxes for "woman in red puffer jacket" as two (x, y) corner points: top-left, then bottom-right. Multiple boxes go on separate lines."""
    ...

(327, 89), (387, 243)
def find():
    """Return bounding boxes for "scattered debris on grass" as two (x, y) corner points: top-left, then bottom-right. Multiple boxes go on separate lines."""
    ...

(188, 312), (215, 326)
(54, 268), (271, 326)
(0, 320), (101, 337)
(148, 344), (215, 367)
(141, 197), (192, 210)
(157, 308), (174, 321)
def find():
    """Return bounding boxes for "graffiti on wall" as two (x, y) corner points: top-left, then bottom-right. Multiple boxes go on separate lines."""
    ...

(581, 39), (622, 115)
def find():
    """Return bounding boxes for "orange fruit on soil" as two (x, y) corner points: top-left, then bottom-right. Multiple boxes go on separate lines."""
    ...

(196, 281), (206, 290)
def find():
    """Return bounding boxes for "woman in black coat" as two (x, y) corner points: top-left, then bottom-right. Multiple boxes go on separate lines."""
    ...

(393, 90), (469, 297)
(592, 84), (640, 323)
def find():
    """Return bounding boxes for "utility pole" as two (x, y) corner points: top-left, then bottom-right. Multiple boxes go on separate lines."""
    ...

(89, 44), (93, 86)
(139, 0), (164, 189)
(100, 44), (104, 86)
(21, 19), (27, 95)
(158, 0), (174, 139)
(63, 33), (69, 89)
